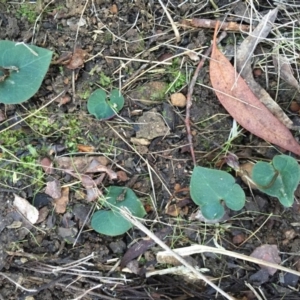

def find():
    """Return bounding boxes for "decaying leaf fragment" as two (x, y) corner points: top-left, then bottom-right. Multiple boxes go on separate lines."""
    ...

(250, 244), (281, 275)
(236, 7), (295, 129)
(210, 23), (300, 156)
(273, 52), (300, 91)
(13, 194), (39, 224)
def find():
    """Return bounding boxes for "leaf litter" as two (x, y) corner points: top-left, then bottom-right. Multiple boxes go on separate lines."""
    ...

(235, 7), (296, 129)
(3, 1), (300, 299)
(210, 21), (300, 156)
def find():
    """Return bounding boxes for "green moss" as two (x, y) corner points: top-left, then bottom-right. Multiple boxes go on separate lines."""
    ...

(16, 4), (37, 23)
(103, 32), (113, 44)
(0, 109), (87, 189)
(99, 72), (111, 87)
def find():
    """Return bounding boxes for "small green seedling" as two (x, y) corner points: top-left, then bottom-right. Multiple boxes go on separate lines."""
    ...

(190, 155), (300, 220)
(91, 186), (146, 236)
(190, 166), (245, 220)
(87, 89), (124, 120)
(252, 155), (300, 207)
(0, 41), (52, 104)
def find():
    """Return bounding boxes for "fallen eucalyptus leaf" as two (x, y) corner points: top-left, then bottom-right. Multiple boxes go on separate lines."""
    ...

(210, 23), (300, 156)
(236, 7), (296, 129)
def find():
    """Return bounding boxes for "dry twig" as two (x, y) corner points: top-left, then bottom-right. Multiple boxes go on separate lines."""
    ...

(120, 208), (236, 300)
(183, 18), (251, 32)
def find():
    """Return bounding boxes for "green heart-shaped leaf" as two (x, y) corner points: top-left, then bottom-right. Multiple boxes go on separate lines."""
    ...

(190, 166), (245, 220)
(252, 155), (300, 207)
(0, 41), (52, 104)
(87, 89), (124, 120)
(91, 186), (146, 236)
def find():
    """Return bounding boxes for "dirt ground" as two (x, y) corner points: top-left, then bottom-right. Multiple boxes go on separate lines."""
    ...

(1, 0), (300, 299)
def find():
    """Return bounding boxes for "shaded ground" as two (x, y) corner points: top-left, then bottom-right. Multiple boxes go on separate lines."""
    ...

(1, 0), (300, 299)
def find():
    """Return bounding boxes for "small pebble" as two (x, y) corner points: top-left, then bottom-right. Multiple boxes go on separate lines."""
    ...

(170, 92), (187, 107)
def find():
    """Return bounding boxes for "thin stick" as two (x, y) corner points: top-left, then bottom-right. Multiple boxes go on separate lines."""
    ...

(185, 30), (227, 166)
(72, 0), (89, 102)
(157, 244), (300, 277)
(119, 208), (236, 300)
(185, 18), (251, 32)
(157, 0), (181, 43)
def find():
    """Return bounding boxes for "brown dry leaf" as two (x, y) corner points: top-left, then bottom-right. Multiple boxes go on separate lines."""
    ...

(130, 137), (151, 146)
(85, 159), (117, 180)
(236, 8), (295, 129)
(45, 179), (62, 199)
(36, 206), (49, 224)
(55, 94), (71, 106)
(77, 144), (95, 152)
(117, 170), (129, 182)
(210, 23), (300, 156)
(13, 194), (39, 224)
(120, 227), (172, 268)
(66, 48), (87, 69)
(52, 51), (72, 65)
(165, 197), (191, 217)
(40, 157), (53, 174)
(236, 162), (258, 190)
(55, 156), (109, 173)
(250, 244), (281, 275)
(54, 187), (69, 214)
(110, 4), (118, 14)
(273, 52), (300, 91)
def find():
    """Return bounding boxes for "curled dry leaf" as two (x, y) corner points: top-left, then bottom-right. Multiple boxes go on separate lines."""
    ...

(250, 244), (281, 275)
(117, 170), (129, 182)
(273, 52), (300, 91)
(53, 186), (69, 214)
(120, 227), (172, 268)
(85, 159), (117, 180)
(77, 144), (95, 152)
(236, 162), (258, 189)
(66, 48), (87, 70)
(36, 206), (49, 224)
(13, 194), (39, 224)
(210, 23), (300, 156)
(55, 156), (109, 173)
(236, 7), (295, 129)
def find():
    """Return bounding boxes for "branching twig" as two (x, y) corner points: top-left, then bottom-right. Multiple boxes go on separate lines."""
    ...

(185, 31), (227, 166)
